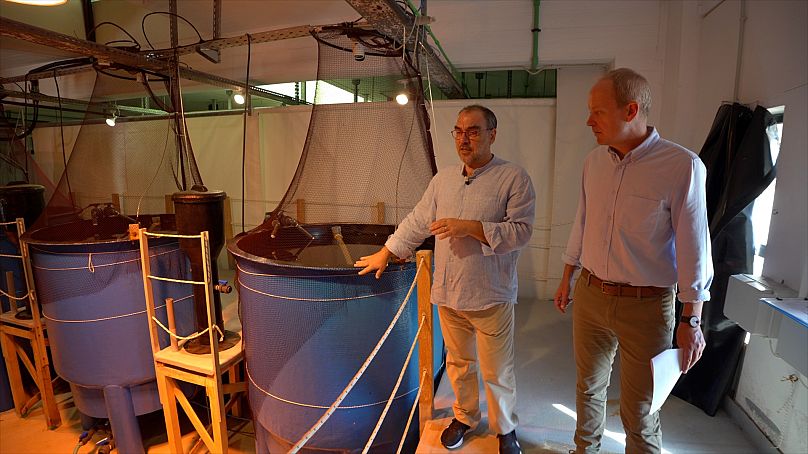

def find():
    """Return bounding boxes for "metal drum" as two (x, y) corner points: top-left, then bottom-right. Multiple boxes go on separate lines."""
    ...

(23, 214), (195, 453)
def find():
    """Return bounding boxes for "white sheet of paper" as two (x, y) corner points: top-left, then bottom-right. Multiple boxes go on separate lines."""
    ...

(650, 348), (683, 414)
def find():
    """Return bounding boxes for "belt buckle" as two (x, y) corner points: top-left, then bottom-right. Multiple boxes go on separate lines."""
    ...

(600, 280), (618, 294)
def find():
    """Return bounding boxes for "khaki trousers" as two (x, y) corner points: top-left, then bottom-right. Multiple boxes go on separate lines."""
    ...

(571, 274), (674, 454)
(437, 303), (518, 435)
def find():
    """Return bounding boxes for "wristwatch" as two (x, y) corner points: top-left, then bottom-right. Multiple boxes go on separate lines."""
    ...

(680, 315), (701, 328)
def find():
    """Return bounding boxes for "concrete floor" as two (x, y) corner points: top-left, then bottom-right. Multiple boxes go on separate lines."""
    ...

(1, 267), (765, 453)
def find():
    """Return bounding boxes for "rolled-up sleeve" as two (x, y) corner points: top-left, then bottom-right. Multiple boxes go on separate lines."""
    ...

(562, 160), (587, 267)
(385, 177), (436, 259)
(671, 158), (713, 302)
(481, 171), (536, 256)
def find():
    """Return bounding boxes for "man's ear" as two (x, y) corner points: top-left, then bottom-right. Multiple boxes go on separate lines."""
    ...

(489, 128), (497, 144)
(625, 102), (640, 122)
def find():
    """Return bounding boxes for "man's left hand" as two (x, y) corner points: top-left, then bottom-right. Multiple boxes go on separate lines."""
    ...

(430, 218), (473, 240)
(677, 324), (706, 373)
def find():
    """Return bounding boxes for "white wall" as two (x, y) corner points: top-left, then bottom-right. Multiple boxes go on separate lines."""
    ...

(661, 2), (807, 453)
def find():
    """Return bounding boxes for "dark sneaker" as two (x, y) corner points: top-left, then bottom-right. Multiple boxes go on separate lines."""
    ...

(497, 430), (522, 454)
(440, 419), (470, 450)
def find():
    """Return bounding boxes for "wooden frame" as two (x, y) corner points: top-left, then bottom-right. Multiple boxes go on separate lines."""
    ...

(0, 218), (61, 429)
(416, 250), (434, 434)
(137, 227), (245, 454)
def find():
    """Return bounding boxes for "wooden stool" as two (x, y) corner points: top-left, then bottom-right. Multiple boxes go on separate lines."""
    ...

(137, 227), (245, 454)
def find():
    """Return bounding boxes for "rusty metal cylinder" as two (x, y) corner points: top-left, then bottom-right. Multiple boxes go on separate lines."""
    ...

(171, 189), (227, 341)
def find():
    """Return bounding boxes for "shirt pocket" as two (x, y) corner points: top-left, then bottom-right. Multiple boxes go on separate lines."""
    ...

(617, 195), (662, 233)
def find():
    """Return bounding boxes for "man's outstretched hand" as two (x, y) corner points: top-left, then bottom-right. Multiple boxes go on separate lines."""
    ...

(354, 247), (394, 279)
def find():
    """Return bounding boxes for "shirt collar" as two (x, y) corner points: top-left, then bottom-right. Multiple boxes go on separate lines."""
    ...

(609, 126), (659, 162)
(462, 154), (499, 177)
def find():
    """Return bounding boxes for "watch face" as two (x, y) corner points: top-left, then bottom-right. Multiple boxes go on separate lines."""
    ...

(688, 316), (700, 328)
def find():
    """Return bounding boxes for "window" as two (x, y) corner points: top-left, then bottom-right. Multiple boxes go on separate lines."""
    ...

(750, 107), (783, 275)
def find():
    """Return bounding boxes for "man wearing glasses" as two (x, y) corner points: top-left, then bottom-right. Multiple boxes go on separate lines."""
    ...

(356, 105), (535, 454)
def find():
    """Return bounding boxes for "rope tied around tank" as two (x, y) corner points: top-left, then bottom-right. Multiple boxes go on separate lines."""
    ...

(0, 288), (31, 301)
(287, 254), (426, 453)
(43, 294), (193, 324)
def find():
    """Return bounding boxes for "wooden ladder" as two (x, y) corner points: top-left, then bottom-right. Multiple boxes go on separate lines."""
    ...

(0, 218), (61, 429)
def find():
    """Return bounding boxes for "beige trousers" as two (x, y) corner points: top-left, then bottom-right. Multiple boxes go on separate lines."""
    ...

(437, 303), (518, 435)
(571, 274), (675, 454)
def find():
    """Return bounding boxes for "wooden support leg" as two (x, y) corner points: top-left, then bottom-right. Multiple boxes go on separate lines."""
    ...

(30, 332), (60, 429)
(207, 378), (228, 454)
(156, 365), (184, 454)
(0, 330), (28, 416)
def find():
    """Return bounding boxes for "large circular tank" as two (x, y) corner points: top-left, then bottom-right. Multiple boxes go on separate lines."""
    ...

(228, 223), (421, 453)
(23, 213), (195, 453)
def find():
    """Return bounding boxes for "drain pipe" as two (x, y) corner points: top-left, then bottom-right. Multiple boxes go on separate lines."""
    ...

(531, 0), (541, 72)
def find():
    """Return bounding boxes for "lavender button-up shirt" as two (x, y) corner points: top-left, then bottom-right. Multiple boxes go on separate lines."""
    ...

(386, 155), (536, 311)
(562, 127), (713, 303)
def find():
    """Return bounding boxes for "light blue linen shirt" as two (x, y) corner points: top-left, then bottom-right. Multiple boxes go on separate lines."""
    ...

(562, 127), (713, 302)
(386, 155), (536, 311)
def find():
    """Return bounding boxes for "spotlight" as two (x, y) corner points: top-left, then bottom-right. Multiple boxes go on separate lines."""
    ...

(228, 88), (246, 106)
(352, 40), (366, 62)
(5, 0), (67, 5)
(395, 93), (409, 105)
(105, 110), (118, 127)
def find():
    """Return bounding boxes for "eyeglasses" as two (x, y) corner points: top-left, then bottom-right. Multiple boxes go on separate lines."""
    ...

(451, 128), (493, 140)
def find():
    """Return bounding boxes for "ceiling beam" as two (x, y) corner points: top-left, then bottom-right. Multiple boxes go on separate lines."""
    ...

(0, 16), (301, 105)
(345, 0), (465, 98)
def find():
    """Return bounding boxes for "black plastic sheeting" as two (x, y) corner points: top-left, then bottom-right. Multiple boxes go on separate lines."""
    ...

(672, 103), (777, 416)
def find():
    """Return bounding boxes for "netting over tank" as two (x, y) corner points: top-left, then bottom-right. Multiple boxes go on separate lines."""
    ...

(228, 27), (439, 453)
(29, 67), (202, 239)
(266, 27), (436, 247)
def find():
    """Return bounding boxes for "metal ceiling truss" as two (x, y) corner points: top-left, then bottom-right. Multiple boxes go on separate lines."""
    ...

(0, 88), (167, 116)
(344, 0), (464, 98)
(0, 16), (301, 105)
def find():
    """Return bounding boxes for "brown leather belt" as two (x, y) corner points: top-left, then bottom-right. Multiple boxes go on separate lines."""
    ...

(581, 268), (669, 298)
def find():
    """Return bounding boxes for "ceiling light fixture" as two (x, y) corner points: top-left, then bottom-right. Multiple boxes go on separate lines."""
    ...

(5, 0), (68, 5)
(395, 93), (409, 105)
(105, 108), (119, 127)
(228, 88), (246, 106)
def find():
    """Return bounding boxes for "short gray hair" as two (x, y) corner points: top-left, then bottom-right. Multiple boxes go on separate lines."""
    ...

(600, 68), (652, 118)
(459, 105), (497, 129)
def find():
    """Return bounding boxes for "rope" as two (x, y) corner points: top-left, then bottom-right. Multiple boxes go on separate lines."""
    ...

(0, 221), (20, 226)
(148, 275), (204, 286)
(239, 280), (408, 302)
(143, 231), (202, 239)
(397, 370), (427, 454)
(42, 294), (192, 324)
(0, 253), (22, 259)
(245, 366), (418, 410)
(287, 255), (425, 454)
(32, 248), (181, 272)
(0, 288), (30, 301)
(363, 315), (425, 453)
(151, 315), (224, 342)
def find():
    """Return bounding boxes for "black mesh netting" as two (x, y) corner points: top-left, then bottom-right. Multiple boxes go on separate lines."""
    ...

(26, 66), (202, 241)
(255, 27), (436, 261)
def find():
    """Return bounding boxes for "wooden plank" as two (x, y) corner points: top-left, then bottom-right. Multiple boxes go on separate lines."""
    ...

(376, 202), (385, 224)
(138, 228), (162, 355)
(296, 199), (306, 224)
(111, 193), (121, 212)
(223, 197), (235, 269)
(0, 330), (29, 416)
(5, 271), (18, 312)
(165, 195), (174, 214)
(155, 366), (184, 453)
(416, 250), (434, 434)
(175, 383), (216, 451)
